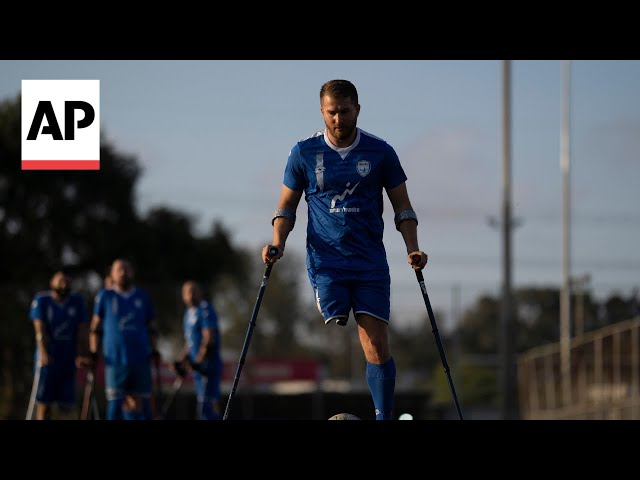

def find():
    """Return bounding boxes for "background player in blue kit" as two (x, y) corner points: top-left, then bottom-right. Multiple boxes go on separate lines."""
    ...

(262, 79), (428, 420)
(28, 270), (90, 420)
(89, 258), (161, 420)
(173, 280), (223, 420)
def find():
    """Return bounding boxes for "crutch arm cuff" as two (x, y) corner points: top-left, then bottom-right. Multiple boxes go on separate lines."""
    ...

(272, 208), (296, 228)
(394, 209), (418, 231)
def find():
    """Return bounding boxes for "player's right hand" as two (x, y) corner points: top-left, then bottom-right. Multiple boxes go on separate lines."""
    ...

(39, 351), (51, 366)
(191, 362), (208, 377)
(172, 360), (188, 378)
(262, 244), (283, 265)
(150, 349), (161, 366)
(76, 354), (95, 371)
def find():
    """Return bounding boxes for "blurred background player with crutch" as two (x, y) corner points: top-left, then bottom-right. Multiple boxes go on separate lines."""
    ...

(89, 258), (161, 420)
(172, 280), (223, 420)
(27, 270), (91, 420)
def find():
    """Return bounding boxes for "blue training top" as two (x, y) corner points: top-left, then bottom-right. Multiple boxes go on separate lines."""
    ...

(283, 128), (407, 272)
(93, 287), (155, 366)
(183, 300), (222, 376)
(29, 291), (89, 369)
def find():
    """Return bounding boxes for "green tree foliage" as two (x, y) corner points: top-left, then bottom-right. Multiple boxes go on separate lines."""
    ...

(218, 247), (319, 360)
(1, 96), (141, 282)
(455, 287), (628, 357)
(458, 295), (499, 355)
(430, 362), (497, 409)
(515, 288), (562, 351)
(597, 293), (634, 330)
(390, 313), (444, 387)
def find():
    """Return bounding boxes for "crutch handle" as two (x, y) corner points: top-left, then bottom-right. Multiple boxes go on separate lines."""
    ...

(411, 254), (426, 282)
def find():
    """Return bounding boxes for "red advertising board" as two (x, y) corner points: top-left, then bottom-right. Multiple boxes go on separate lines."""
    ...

(77, 357), (320, 387)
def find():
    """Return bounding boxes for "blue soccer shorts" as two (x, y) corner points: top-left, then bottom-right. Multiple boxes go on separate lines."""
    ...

(194, 370), (221, 402)
(307, 267), (390, 326)
(191, 357), (222, 401)
(105, 363), (152, 400)
(35, 363), (76, 407)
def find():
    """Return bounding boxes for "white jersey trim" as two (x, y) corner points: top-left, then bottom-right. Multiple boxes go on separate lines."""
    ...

(323, 128), (361, 160)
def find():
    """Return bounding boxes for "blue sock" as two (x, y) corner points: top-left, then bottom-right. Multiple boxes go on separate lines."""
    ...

(121, 398), (150, 420)
(107, 399), (123, 420)
(142, 398), (152, 420)
(123, 408), (137, 420)
(200, 400), (222, 420)
(366, 357), (396, 420)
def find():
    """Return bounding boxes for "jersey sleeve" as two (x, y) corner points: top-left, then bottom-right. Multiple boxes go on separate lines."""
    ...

(381, 144), (408, 191)
(93, 288), (107, 319)
(29, 295), (44, 322)
(200, 303), (219, 330)
(282, 144), (307, 192)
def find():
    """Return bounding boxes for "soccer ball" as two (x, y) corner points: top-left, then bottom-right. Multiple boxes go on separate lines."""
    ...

(328, 413), (361, 420)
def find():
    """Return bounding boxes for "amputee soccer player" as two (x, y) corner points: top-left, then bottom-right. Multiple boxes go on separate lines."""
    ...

(262, 79), (428, 420)
(175, 281), (223, 420)
(89, 258), (161, 420)
(29, 270), (91, 420)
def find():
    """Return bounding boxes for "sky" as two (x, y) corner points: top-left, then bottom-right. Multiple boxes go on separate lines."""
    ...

(1, 60), (639, 332)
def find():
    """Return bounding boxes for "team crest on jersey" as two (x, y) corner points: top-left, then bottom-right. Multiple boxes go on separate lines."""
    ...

(356, 160), (371, 177)
(135, 299), (143, 308)
(67, 307), (76, 317)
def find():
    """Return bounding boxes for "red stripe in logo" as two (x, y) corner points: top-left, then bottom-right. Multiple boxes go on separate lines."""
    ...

(22, 160), (100, 170)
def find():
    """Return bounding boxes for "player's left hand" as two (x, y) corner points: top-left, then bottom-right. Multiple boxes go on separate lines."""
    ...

(408, 251), (428, 270)
(150, 349), (161, 366)
(187, 357), (208, 377)
(75, 354), (94, 370)
(262, 244), (283, 265)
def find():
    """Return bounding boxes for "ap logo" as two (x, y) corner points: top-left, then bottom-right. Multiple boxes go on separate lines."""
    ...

(21, 79), (100, 170)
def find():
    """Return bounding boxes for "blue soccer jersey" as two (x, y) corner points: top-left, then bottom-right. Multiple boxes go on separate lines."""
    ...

(29, 292), (89, 368)
(283, 128), (407, 271)
(93, 287), (155, 366)
(184, 300), (222, 375)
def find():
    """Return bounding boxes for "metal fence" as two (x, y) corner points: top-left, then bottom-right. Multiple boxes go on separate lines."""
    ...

(518, 316), (640, 419)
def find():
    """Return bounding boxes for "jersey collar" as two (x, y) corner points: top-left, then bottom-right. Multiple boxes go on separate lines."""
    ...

(323, 128), (361, 160)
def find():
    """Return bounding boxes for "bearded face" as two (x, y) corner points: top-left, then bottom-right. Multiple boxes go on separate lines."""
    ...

(50, 272), (72, 299)
(111, 260), (134, 290)
(321, 95), (360, 148)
